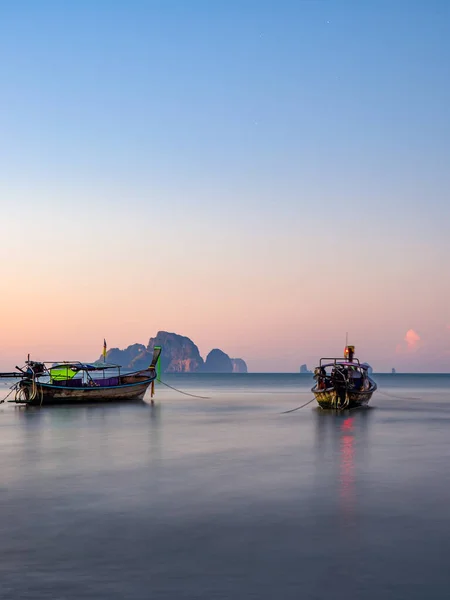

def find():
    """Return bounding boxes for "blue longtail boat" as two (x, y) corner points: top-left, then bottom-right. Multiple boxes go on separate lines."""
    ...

(2, 346), (161, 406)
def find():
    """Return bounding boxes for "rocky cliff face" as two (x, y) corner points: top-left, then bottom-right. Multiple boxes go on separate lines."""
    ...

(128, 349), (156, 371)
(203, 349), (233, 373)
(147, 331), (204, 373)
(100, 343), (146, 367)
(231, 358), (248, 373)
(102, 331), (247, 373)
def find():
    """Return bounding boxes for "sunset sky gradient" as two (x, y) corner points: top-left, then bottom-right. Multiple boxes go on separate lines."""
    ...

(1, 1), (450, 372)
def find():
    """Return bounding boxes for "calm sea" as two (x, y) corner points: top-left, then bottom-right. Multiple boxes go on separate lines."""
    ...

(1, 373), (450, 599)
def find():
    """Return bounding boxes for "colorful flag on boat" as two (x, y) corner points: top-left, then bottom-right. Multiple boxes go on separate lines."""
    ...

(103, 339), (107, 361)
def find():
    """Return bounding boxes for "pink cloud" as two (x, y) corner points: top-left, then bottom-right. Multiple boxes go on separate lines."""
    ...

(405, 329), (420, 349)
(396, 329), (421, 354)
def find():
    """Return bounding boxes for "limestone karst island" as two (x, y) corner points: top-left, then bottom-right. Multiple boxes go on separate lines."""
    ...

(102, 331), (248, 374)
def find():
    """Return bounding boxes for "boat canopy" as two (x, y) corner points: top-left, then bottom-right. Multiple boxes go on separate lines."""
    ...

(49, 361), (121, 372)
(48, 362), (121, 381)
(320, 361), (370, 370)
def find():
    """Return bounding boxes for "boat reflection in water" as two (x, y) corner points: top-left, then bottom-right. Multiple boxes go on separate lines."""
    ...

(340, 416), (355, 520)
(314, 407), (372, 524)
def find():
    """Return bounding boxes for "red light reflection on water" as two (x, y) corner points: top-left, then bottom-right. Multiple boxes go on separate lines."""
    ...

(340, 417), (355, 519)
(341, 417), (354, 432)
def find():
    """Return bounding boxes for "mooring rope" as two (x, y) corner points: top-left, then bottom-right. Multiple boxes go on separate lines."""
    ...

(280, 397), (316, 414)
(377, 390), (420, 400)
(157, 379), (211, 399)
(0, 387), (15, 404)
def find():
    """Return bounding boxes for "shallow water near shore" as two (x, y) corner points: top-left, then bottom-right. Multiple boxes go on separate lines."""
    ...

(1, 373), (450, 599)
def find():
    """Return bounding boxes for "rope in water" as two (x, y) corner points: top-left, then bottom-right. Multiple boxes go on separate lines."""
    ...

(377, 390), (420, 400)
(280, 398), (316, 414)
(0, 387), (16, 404)
(157, 379), (211, 399)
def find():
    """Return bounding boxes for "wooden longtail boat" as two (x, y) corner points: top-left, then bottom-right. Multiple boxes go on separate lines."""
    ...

(3, 347), (161, 406)
(311, 346), (377, 410)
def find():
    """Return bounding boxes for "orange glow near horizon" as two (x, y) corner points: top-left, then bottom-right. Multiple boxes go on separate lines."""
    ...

(1, 194), (450, 372)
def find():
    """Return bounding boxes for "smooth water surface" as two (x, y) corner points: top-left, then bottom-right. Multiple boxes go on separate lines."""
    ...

(1, 374), (450, 599)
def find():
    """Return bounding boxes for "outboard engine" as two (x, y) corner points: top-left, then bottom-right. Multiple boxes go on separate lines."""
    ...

(25, 361), (46, 377)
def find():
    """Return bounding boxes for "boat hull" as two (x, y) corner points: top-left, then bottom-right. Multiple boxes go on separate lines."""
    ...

(18, 377), (154, 406)
(312, 386), (375, 410)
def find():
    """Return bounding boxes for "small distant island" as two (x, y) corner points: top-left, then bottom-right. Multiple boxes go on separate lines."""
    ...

(299, 364), (312, 374)
(101, 331), (248, 374)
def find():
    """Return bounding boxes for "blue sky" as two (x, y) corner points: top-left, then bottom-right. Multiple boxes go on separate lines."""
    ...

(1, 1), (450, 371)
